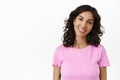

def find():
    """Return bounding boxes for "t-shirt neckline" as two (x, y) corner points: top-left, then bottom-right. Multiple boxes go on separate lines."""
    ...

(71, 45), (91, 52)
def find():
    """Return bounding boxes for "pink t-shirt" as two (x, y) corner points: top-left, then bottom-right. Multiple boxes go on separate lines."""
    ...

(52, 44), (110, 80)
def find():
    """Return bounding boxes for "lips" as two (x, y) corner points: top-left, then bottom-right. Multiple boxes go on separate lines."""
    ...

(78, 28), (86, 33)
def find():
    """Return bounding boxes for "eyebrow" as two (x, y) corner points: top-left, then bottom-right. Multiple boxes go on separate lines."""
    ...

(78, 15), (94, 21)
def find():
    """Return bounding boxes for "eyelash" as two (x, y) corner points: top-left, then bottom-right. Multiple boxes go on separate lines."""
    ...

(78, 18), (83, 21)
(88, 21), (93, 24)
(78, 18), (93, 24)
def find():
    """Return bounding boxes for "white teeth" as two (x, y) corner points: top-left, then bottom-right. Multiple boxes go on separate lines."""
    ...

(78, 29), (86, 33)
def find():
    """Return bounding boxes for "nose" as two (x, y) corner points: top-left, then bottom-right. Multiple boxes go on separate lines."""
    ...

(81, 21), (86, 28)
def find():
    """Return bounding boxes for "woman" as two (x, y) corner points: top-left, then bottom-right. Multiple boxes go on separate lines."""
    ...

(52, 5), (110, 80)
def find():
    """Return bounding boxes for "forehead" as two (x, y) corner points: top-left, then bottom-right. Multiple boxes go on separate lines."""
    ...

(77, 11), (94, 20)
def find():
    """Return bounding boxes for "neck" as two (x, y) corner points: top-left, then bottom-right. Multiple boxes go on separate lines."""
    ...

(74, 36), (88, 49)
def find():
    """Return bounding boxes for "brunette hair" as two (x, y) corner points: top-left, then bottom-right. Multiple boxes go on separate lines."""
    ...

(63, 5), (104, 47)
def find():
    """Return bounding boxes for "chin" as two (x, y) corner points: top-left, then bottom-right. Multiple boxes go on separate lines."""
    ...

(76, 34), (87, 38)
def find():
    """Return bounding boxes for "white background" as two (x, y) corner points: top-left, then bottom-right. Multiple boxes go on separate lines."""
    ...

(0, 0), (120, 80)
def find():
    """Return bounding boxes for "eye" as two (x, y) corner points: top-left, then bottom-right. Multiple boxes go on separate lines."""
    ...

(88, 21), (93, 25)
(78, 18), (83, 21)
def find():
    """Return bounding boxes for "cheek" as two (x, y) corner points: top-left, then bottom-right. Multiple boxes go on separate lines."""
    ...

(73, 21), (78, 30)
(88, 26), (93, 32)
(73, 20), (80, 26)
(73, 21), (76, 27)
(73, 26), (77, 31)
(73, 26), (79, 34)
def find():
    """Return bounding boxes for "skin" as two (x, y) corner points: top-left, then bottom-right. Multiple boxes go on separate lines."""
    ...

(53, 66), (61, 80)
(99, 67), (107, 80)
(73, 11), (94, 48)
(53, 11), (107, 80)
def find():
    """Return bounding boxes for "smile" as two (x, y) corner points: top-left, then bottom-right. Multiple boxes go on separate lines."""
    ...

(78, 28), (86, 33)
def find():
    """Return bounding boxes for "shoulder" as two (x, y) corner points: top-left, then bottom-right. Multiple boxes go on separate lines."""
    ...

(91, 44), (107, 57)
(55, 44), (71, 54)
(56, 44), (69, 50)
(92, 44), (106, 51)
(91, 44), (107, 55)
(54, 44), (69, 57)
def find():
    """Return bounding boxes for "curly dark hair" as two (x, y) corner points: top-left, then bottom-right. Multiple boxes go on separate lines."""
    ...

(63, 5), (104, 47)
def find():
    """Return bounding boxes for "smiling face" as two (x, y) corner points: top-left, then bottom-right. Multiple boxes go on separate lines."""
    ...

(73, 11), (94, 38)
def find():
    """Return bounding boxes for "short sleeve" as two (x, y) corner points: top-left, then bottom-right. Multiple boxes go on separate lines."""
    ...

(98, 46), (110, 67)
(52, 46), (63, 67)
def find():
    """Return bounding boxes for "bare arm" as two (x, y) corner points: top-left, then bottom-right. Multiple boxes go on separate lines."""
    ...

(53, 66), (61, 80)
(99, 67), (107, 80)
